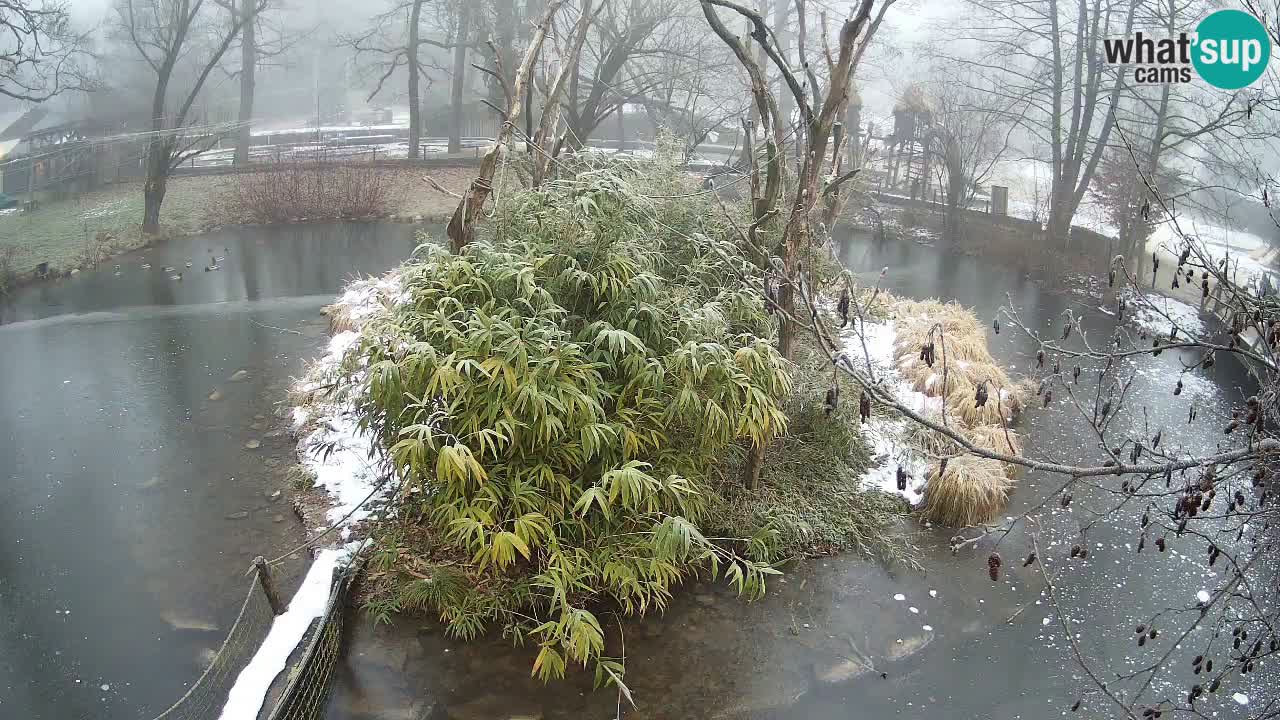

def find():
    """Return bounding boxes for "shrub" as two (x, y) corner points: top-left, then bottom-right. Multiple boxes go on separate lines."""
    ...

(351, 163), (792, 687)
(216, 159), (391, 224)
(0, 244), (17, 293)
(708, 336), (913, 562)
(70, 232), (115, 270)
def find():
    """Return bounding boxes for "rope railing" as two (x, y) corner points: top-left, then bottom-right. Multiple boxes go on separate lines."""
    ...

(149, 573), (277, 720)
(146, 551), (362, 720)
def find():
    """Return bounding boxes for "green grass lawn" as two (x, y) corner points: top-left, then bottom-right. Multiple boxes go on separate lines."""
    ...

(0, 167), (470, 280)
(0, 178), (223, 275)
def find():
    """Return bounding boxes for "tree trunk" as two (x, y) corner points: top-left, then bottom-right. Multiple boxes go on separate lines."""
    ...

(447, 0), (563, 253)
(493, 0), (516, 100)
(448, 2), (472, 154)
(772, 0), (792, 144)
(1047, 185), (1073, 245)
(744, 440), (765, 489)
(775, 9), (867, 361)
(532, 0), (595, 187)
(945, 202), (961, 242)
(233, 0), (256, 166)
(407, 0), (424, 160)
(1047, 0), (1136, 245)
(142, 141), (169, 234)
(143, 59), (173, 233)
(846, 99), (861, 167)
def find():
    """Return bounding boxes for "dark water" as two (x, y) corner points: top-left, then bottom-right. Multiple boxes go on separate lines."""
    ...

(0, 222), (422, 719)
(323, 233), (1271, 720)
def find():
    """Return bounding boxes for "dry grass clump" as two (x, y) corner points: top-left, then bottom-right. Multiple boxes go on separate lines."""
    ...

(887, 297), (1030, 526)
(921, 456), (1013, 527)
(892, 299), (985, 358)
(322, 302), (362, 334)
(966, 424), (1023, 457)
(905, 414), (1022, 462)
(891, 300), (1026, 421)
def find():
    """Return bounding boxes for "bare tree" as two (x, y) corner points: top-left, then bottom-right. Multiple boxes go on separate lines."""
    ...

(343, 0), (461, 160)
(406, 0), (425, 157)
(119, 0), (262, 233)
(0, 0), (89, 102)
(702, 0), (890, 489)
(634, 23), (745, 160)
(702, 0), (889, 359)
(558, 0), (696, 151)
(939, 0), (1137, 242)
(446, 0), (565, 252)
(447, 0), (471, 154)
(1107, 0), (1280, 271)
(530, 0), (598, 187)
(923, 77), (1020, 240)
(233, 0), (257, 164)
(231, 0), (301, 165)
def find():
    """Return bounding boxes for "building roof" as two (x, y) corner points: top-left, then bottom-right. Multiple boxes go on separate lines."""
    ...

(0, 107), (49, 142)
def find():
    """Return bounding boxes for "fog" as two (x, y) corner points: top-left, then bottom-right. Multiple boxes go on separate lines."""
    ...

(3, 0), (1278, 249)
(4, 3), (1280, 720)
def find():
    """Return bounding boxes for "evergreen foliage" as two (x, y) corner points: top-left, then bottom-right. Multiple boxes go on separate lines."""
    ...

(354, 158), (791, 685)
(343, 152), (906, 691)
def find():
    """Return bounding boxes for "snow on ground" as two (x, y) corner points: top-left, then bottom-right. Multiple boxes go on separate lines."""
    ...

(80, 198), (131, 221)
(212, 275), (406, 719)
(1150, 220), (1275, 287)
(292, 274), (404, 534)
(1120, 288), (1207, 338)
(332, 275), (408, 327)
(295, 339), (383, 533)
(216, 543), (361, 720)
(840, 319), (933, 505)
(992, 157), (1278, 284)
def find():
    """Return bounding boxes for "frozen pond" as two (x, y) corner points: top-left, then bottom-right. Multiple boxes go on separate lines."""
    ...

(0, 222), (422, 719)
(320, 230), (1272, 719)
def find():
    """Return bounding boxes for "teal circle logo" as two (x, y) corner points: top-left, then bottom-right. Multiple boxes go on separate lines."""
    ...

(1193, 9), (1271, 89)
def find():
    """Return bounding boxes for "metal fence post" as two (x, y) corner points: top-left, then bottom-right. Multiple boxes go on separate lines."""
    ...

(253, 556), (285, 615)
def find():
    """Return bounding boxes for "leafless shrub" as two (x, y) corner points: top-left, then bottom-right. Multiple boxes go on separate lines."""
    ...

(216, 159), (392, 224)
(70, 232), (115, 270)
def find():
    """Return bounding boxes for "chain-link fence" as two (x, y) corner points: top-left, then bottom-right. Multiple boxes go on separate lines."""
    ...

(148, 553), (360, 720)
(266, 559), (358, 720)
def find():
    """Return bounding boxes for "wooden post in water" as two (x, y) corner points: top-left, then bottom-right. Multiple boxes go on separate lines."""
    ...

(253, 556), (285, 615)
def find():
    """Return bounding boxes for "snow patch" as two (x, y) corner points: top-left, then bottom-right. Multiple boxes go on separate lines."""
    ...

(301, 413), (384, 527)
(1121, 289), (1207, 338)
(294, 274), (404, 531)
(331, 276), (406, 326)
(840, 319), (931, 504)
